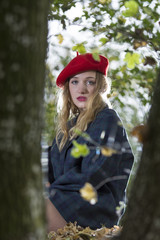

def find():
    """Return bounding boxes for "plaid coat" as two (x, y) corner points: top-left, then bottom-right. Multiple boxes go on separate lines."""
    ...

(49, 107), (134, 229)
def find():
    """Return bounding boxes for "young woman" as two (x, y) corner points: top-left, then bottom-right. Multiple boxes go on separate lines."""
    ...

(46, 53), (134, 232)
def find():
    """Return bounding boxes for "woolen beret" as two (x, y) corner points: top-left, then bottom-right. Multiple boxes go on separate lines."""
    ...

(56, 53), (109, 87)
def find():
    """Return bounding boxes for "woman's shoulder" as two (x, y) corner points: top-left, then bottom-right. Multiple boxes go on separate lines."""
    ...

(87, 107), (120, 131)
(96, 106), (120, 121)
(86, 107), (122, 142)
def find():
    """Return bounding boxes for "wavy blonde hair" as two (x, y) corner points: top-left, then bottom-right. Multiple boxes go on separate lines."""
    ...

(56, 72), (111, 151)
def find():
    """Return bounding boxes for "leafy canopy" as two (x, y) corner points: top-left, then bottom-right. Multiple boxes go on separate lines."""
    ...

(49, 0), (159, 110)
(46, 0), (160, 144)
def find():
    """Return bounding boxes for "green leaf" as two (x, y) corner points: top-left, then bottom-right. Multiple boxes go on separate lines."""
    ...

(99, 37), (108, 45)
(72, 46), (77, 51)
(109, 56), (119, 62)
(72, 43), (86, 54)
(122, 1), (139, 17)
(71, 140), (90, 158)
(118, 16), (126, 24)
(124, 52), (140, 69)
(92, 52), (100, 62)
(73, 17), (80, 22)
(143, 7), (153, 16)
(98, 0), (107, 5)
(78, 45), (86, 54)
(116, 32), (123, 40)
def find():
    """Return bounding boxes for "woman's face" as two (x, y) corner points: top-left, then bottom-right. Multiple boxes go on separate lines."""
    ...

(69, 71), (96, 111)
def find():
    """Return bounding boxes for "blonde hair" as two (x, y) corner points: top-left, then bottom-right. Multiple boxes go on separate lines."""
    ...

(56, 72), (111, 151)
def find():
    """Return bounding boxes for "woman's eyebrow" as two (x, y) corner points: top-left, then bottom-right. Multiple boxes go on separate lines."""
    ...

(70, 76), (78, 79)
(86, 77), (96, 79)
(70, 76), (96, 80)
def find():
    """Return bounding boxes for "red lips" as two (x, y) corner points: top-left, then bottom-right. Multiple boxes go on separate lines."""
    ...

(77, 96), (87, 102)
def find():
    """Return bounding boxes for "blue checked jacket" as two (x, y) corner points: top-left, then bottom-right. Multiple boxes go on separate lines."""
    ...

(48, 106), (134, 229)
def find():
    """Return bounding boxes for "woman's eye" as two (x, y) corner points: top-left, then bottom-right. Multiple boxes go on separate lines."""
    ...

(71, 80), (78, 85)
(87, 81), (96, 85)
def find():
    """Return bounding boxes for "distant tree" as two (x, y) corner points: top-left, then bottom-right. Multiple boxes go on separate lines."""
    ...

(113, 69), (160, 240)
(0, 0), (49, 239)
(43, 65), (57, 145)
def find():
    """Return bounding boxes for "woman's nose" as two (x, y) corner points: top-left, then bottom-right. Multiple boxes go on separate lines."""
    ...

(78, 83), (88, 93)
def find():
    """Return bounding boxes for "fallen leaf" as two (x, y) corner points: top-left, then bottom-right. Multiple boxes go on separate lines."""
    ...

(47, 222), (122, 240)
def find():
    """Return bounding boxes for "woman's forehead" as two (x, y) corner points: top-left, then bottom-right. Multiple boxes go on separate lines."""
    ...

(71, 71), (96, 79)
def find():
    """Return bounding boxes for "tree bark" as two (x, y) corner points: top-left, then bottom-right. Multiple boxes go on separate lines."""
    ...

(115, 69), (160, 240)
(0, 0), (49, 239)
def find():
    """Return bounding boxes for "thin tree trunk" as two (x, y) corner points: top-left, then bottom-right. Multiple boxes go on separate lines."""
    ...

(0, 0), (49, 239)
(115, 69), (160, 240)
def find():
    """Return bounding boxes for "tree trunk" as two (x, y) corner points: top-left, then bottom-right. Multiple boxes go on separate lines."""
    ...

(115, 69), (160, 240)
(0, 0), (49, 239)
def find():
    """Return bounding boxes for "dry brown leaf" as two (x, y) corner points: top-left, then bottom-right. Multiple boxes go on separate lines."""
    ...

(57, 34), (64, 44)
(131, 124), (148, 143)
(47, 222), (122, 240)
(143, 56), (157, 66)
(80, 183), (98, 204)
(101, 147), (117, 157)
(94, 227), (110, 238)
(133, 40), (147, 49)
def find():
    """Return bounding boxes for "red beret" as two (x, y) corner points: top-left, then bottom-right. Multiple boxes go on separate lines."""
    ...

(56, 53), (109, 87)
